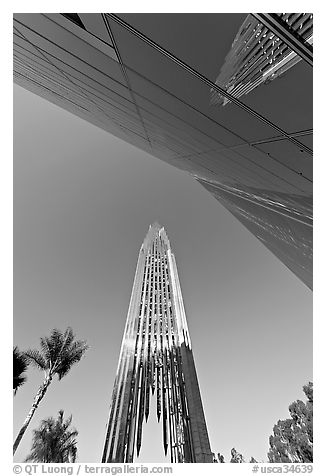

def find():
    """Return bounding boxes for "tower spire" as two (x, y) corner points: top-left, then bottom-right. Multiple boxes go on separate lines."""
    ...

(102, 224), (213, 463)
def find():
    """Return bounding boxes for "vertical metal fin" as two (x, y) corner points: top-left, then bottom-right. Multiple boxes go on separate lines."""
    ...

(145, 360), (150, 422)
(162, 366), (168, 455)
(156, 363), (161, 421)
(136, 362), (146, 457)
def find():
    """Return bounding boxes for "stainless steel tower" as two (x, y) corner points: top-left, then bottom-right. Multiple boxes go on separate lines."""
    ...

(102, 223), (213, 463)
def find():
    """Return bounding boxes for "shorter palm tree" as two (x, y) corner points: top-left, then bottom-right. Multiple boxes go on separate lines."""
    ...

(25, 410), (78, 463)
(13, 327), (88, 455)
(13, 346), (29, 395)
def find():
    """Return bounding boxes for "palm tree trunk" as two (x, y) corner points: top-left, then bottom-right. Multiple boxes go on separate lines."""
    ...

(13, 374), (52, 455)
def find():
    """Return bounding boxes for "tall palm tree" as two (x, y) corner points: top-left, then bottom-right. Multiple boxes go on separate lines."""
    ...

(25, 410), (78, 463)
(13, 346), (29, 395)
(13, 327), (88, 455)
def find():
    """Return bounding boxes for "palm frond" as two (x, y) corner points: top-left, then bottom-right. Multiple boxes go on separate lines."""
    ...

(39, 336), (53, 366)
(13, 346), (29, 393)
(40, 329), (64, 369)
(70, 445), (77, 463)
(54, 339), (89, 380)
(24, 349), (48, 370)
(60, 327), (75, 353)
(13, 376), (26, 395)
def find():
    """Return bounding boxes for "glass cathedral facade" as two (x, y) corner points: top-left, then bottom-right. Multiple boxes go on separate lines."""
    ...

(13, 13), (313, 289)
(101, 224), (213, 463)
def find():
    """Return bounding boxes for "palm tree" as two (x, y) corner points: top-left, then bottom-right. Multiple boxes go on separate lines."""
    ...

(25, 410), (78, 463)
(13, 346), (29, 395)
(13, 327), (88, 455)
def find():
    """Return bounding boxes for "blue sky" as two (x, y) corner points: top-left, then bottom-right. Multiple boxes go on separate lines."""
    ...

(13, 83), (312, 463)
